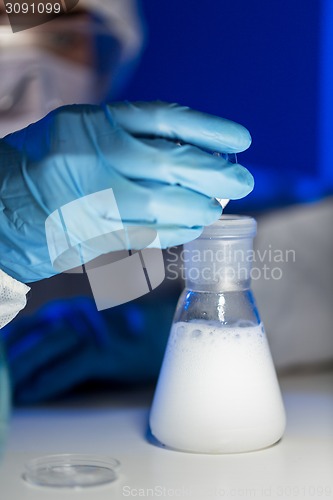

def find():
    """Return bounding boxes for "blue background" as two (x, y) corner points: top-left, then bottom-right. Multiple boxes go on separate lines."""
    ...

(119, 0), (331, 211)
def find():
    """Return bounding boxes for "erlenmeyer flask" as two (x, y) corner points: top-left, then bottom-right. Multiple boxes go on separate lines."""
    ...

(150, 216), (286, 453)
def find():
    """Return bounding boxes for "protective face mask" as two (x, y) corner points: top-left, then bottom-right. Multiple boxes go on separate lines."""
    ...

(0, 48), (97, 138)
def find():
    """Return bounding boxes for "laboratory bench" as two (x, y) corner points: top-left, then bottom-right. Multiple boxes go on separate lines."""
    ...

(0, 370), (332, 499)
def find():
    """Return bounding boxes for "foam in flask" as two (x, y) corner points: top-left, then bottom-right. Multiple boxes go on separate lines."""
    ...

(149, 216), (286, 453)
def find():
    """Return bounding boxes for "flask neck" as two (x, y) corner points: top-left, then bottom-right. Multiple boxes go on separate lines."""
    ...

(184, 236), (254, 292)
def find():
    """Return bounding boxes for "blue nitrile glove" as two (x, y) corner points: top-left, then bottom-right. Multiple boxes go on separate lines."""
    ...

(1, 296), (176, 404)
(0, 101), (253, 283)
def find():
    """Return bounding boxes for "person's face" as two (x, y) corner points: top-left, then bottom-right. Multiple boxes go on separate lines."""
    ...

(0, 11), (119, 136)
(0, 11), (94, 68)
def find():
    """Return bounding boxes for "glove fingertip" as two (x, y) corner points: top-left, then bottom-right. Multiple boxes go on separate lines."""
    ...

(206, 198), (223, 224)
(228, 127), (252, 153)
(230, 167), (255, 199)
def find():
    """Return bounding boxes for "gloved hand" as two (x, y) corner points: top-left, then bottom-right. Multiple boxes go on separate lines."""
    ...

(0, 101), (253, 283)
(1, 296), (175, 404)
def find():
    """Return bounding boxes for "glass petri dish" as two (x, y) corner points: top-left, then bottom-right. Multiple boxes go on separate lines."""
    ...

(23, 454), (121, 489)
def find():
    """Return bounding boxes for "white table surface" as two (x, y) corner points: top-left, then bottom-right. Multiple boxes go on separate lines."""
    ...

(1, 370), (333, 499)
